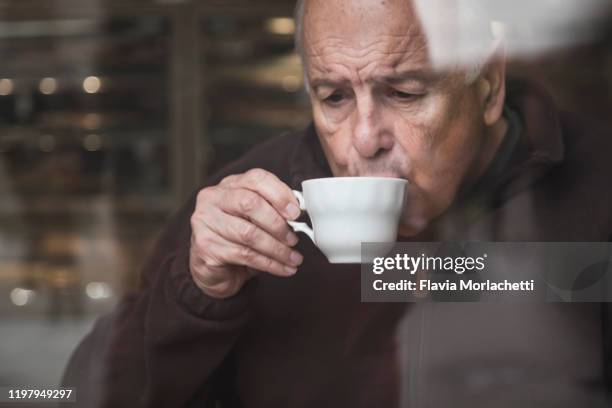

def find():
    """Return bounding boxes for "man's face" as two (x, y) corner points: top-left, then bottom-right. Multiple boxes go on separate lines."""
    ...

(302, 0), (495, 235)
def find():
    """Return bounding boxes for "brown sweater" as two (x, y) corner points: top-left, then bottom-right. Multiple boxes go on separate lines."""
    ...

(62, 79), (612, 407)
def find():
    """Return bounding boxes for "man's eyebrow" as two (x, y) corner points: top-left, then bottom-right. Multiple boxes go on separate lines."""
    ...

(309, 78), (350, 90)
(309, 70), (441, 90)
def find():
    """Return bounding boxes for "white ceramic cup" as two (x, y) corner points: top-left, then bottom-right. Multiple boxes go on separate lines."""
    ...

(287, 177), (408, 263)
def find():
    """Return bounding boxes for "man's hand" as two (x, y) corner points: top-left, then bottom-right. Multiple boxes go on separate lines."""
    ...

(189, 168), (304, 299)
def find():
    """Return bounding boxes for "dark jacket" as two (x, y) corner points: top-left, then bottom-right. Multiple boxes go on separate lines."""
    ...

(62, 79), (612, 407)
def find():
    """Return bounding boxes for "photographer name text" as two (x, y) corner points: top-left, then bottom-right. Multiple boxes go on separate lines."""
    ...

(373, 279), (535, 292)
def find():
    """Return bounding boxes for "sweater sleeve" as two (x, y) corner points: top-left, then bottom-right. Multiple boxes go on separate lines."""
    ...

(60, 192), (252, 408)
(60, 132), (301, 407)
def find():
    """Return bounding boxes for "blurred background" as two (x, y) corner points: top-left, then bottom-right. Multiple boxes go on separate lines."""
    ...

(0, 0), (611, 390)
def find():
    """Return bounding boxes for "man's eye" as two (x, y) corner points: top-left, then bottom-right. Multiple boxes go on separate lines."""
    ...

(323, 92), (345, 104)
(390, 90), (421, 101)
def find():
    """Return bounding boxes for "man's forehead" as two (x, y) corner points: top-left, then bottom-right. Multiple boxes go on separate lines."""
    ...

(307, 51), (434, 82)
(302, 0), (430, 69)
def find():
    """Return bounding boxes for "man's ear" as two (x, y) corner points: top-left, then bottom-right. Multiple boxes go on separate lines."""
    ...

(477, 40), (506, 126)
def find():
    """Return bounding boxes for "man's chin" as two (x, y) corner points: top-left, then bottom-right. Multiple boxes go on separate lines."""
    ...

(398, 216), (429, 238)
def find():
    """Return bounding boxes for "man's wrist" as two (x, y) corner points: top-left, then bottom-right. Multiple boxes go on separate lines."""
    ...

(169, 245), (251, 321)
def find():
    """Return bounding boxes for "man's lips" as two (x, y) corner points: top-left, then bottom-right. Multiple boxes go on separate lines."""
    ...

(351, 172), (406, 179)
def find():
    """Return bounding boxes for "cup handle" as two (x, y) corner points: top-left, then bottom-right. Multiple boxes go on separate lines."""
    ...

(287, 190), (315, 243)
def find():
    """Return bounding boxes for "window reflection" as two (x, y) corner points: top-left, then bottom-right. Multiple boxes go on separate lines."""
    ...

(1, 0), (610, 396)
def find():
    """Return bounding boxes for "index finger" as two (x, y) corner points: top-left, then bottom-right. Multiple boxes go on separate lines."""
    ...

(230, 168), (301, 220)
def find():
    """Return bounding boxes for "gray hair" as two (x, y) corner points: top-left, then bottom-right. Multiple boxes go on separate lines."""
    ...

(293, 0), (497, 85)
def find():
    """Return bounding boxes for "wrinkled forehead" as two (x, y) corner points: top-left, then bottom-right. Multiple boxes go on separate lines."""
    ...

(300, 0), (491, 75)
(302, 0), (430, 64)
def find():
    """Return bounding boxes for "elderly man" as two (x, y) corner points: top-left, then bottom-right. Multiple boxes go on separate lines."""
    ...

(63, 0), (612, 406)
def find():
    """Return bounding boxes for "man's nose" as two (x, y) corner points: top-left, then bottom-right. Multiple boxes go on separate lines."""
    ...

(352, 96), (394, 158)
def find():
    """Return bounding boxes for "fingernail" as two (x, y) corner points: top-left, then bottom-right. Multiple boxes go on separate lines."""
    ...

(290, 251), (303, 266)
(284, 266), (297, 275)
(286, 231), (299, 246)
(285, 203), (301, 220)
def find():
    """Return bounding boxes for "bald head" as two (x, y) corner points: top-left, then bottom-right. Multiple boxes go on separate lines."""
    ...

(294, 0), (494, 83)
(296, 0), (424, 61)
